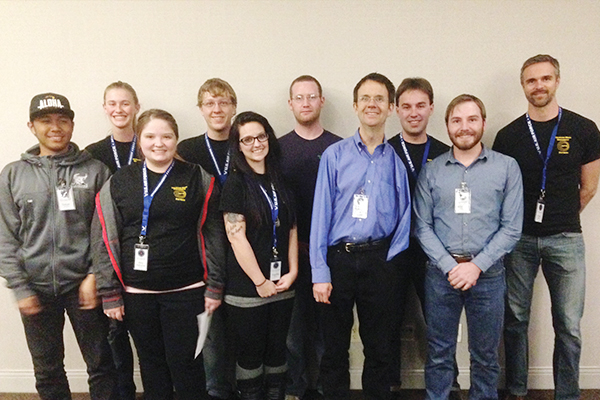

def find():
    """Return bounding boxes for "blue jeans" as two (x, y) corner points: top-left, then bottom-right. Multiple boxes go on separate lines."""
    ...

(20, 288), (118, 400)
(424, 263), (505, 400)
(503, 233), (585, 400)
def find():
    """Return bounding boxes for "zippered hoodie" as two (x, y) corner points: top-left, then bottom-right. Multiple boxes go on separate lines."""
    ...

(0, 143), (111, 301)
(91, 164), (227, 310)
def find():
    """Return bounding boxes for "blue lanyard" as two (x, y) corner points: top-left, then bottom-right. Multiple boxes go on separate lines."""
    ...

(526, 108), (562, 197)
(399, 133), (431, 179)
(260, 183), (279, 254)
(140, 161), (174, 240)
(205, 134), (230, 185)
(110, 135), (137, 170)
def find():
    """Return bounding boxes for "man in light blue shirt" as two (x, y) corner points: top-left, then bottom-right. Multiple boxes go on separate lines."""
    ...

(414, 94), (523, 400)
(310, 72), (411, 400)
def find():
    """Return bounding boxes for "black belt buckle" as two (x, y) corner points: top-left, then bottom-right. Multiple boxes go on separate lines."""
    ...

(341, 238), (388, 253)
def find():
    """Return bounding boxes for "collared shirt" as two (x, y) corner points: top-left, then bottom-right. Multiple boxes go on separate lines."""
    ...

(413, 145), (523, 274)
(310, 130), (411, 283)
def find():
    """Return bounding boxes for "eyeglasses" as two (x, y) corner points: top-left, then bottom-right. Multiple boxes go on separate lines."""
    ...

(240, 132), (269, 146)
(291, 94), (320, 103)
(358, 95), (387, 105)
(202, 100), (233, 109)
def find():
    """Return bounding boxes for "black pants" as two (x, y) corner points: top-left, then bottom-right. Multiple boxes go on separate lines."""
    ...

(320, 244), (398, 400)
(227, 298), (294, 379)
(107, 319), (136, 400)
(124, 287), (206, 400)
(20, 288), (118, 400)
(389, 238), (427, 388)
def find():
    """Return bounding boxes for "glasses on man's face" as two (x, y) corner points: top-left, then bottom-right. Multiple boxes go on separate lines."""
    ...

(240, 132), (269, 146)
(358, 95), (387, 105)
(291, 94), (320, 103)
(202, 100), (233, 109)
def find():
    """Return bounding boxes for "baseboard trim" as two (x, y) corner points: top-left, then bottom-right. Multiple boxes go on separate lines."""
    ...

(1, 367), (598, 392)
(350, 366), (600, 390)
(0, 370), (143, 393)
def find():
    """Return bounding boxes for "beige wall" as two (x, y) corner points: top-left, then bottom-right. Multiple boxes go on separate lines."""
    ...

(0, 0), (599, 392)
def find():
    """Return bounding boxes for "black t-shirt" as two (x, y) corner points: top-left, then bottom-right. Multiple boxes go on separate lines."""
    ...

(493, 109), (600, 236)
(178, 134), (230, 184)
(388, 134), (450, 195)
(220, 170), (294, 297)
(110, 160), (206, 290)
(86, 135), (139, 174)
(279, 130), (341, 243)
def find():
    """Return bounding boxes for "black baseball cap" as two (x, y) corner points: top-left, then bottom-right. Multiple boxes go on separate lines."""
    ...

(29, 93), (75, 121)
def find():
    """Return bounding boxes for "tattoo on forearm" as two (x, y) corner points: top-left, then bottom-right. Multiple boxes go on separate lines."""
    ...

(225, 213), (245, 237)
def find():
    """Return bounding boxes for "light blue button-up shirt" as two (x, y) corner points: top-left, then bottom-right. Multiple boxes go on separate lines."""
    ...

(414, 145), (523, 274)
(310, 130), (411, 283)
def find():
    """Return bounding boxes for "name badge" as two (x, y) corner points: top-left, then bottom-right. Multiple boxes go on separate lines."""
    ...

(270, 259), (282, 282)
(352, 194), (369, 219)
(56, 187), (76, 211)
(134, 243), (149, 271)
(534, 199), (545, 223)
(455, 184), (471, 214)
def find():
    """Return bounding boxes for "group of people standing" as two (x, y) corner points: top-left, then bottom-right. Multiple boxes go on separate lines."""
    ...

(0, 53), (598, 400)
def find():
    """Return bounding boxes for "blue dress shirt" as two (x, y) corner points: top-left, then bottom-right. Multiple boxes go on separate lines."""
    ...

(310, 130), (411, 283)
(414, 146), (523, 274)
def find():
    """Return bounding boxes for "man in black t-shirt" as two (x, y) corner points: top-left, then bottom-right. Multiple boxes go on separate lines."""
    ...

(178, 78), (237, 187)
(387, 78), (460, 400)
(279, 75), (341, 400)
(178, 78), (238, 400)
(493, 55), (600, 400)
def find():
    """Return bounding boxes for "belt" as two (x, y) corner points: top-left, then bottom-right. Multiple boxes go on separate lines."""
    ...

(451, 253), (473, 263)
(335, 238), (389, 253)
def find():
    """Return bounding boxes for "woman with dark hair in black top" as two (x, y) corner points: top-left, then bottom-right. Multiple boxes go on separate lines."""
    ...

(220, 111), (298, 400)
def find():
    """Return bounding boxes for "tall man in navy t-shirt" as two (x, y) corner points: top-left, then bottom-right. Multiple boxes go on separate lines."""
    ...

(493, 55), (600, 400)
(279, 75), (341, 400)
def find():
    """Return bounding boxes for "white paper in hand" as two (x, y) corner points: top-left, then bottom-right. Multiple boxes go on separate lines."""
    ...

(195, 311), (212, 358)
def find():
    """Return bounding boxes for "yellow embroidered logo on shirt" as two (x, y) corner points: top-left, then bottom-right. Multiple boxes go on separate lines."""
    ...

(556, 136), (571, 154)
(172, 186), (187, 202)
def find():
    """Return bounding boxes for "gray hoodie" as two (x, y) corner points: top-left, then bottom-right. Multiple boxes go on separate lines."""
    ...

(0, 143), (110, 301)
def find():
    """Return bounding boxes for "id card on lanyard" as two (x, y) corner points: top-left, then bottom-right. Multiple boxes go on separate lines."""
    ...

(110, 135), (137, 170)
(134, 161), (174, 271)
(260, 183), (281, 281)
(205, 134), (230, 185)
(399, 133), (431, 179)
(526, 108), (562, 223)
(56, 178), (76, 211)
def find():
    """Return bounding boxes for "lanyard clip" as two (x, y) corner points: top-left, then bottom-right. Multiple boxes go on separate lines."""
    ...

(272, 247), (278, 257)
(539, 189), (546, 200)
(139, 235), (145, 245)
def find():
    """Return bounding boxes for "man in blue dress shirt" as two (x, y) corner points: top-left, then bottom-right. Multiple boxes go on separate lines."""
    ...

(414, 95), (523, 400)
(310, 72), (411, 400)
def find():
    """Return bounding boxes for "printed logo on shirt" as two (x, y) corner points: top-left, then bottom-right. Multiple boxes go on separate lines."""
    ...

(172, 186), (187, 202)
(556, 136), (571, 154)
(133, 158), (141, 163)
(71, 173), (89, 188)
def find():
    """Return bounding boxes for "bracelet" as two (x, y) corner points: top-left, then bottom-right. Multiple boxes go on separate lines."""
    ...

(255, 278), (268, 287)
